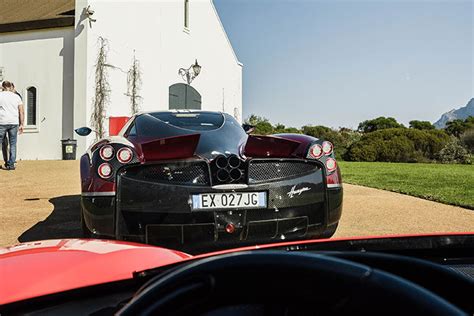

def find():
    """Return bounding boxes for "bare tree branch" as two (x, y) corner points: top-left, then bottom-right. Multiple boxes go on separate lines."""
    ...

(125, 53), (143, 115)
(91, 37), (111, 140)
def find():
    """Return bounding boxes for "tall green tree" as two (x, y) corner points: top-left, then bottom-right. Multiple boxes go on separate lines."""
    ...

(445, 119), (468, 137)
(444, 116), (474, 138)
(461, 129), (474, 153)
(409, 120), (435, 130)
(245, 115), (274, 135)
(358, 117), (403, 133)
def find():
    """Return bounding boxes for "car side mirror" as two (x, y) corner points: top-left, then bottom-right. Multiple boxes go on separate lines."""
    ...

(242, 124), (255, 134)
(75, 127), (93, 136)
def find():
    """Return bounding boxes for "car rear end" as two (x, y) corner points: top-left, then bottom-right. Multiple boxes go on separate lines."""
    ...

(116, 149), (342, 251)
(80, 112), (342, 251)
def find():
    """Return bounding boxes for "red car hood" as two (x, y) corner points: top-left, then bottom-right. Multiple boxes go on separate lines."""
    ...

(1, 233), (472, 305)
(0, 239), (190, 305)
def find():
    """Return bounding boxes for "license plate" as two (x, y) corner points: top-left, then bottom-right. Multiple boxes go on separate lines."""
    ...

(192, 192), (267, 210)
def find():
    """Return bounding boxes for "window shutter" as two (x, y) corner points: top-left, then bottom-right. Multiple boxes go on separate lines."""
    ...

(27, 87), (37, 126)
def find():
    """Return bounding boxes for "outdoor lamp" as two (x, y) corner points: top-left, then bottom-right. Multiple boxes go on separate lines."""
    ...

(179, 59), (202, 85)
(192, 59), (201, 76)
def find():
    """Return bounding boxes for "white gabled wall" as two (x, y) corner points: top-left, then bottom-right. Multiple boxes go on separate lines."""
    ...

(74, 0), (242, 154)
(0, 28), (75, 160)
(74, 0), (91, 155)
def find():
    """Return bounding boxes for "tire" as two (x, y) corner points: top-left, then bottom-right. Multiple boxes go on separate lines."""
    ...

(81, 211), (93, 238)
(321, 223), (338, 239)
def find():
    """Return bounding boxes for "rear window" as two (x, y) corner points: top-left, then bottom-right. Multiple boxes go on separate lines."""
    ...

(149, 112), (224, 131)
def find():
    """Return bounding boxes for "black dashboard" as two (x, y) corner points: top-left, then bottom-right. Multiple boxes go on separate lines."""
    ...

(3, 235), (473, 315)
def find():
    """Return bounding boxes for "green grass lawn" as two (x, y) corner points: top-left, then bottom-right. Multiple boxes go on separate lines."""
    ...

(338, 161), (474, 209)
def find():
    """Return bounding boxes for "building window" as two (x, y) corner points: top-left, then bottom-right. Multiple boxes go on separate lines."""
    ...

(184, 0), (189, 29)
(26, 87), (37, 126)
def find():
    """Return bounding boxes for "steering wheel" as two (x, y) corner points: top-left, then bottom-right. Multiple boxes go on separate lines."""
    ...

(117, 251), (466, 316)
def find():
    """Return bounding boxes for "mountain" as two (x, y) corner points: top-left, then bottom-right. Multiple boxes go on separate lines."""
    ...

(434, 98), (474, 129)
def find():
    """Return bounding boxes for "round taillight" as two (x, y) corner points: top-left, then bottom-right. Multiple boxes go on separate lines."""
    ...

(98, 163), (113, 179)
(308, 144), (323, 159)
(99, 145), (114, 161)
(322, 141), (333, 155)
(117, 147), (133, 164)
(326, 158), (337, 172)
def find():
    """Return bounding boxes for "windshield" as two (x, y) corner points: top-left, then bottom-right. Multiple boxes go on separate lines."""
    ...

(0, 0), (472, 258)
(148, 112), (225, 131)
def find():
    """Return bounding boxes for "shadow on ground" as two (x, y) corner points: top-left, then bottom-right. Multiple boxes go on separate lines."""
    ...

(18, 195), (82, 242)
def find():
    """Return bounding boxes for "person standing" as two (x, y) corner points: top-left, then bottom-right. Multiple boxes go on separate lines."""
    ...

(0, 85), (6, 166)
(0, 81), (24, 170)
(1, 83), (22, 167)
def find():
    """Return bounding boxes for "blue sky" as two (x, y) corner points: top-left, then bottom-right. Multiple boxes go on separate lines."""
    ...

(214, 0), (473, 129)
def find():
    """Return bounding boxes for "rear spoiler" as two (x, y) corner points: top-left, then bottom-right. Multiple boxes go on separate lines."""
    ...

(140, 134), (200, 161)
(244, 135), (301, 158)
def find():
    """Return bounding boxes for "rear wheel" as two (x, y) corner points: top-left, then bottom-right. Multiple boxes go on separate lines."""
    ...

(81, 210), (92, 238)
(321, 222), (338, 238)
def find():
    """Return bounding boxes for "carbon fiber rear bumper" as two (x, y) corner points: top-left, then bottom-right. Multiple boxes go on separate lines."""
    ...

(109, 165), (342, 250)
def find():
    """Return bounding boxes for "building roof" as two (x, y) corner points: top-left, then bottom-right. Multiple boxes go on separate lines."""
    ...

(0, 0), (75, 33)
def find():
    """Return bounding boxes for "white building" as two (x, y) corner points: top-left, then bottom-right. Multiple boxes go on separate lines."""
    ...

(0, 0), (242, 160)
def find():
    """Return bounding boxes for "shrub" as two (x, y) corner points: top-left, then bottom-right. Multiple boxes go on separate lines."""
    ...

(437, 137), (471, 164)
(344, 128), (450, 162)
(378, 136), (417, 162)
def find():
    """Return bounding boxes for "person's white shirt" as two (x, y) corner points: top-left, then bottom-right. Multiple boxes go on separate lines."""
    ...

(0, 91), (22, 125)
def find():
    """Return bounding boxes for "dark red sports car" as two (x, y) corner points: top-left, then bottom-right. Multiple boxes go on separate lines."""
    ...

(76, 111), (343, 251)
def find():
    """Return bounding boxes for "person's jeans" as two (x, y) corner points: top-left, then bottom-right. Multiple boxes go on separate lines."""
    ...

(0, 125), (18, 168)
(2, 134), (7, 164)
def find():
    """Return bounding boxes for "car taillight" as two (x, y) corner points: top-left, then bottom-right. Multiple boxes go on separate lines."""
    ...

(98, 163), (113, 179)
(326, 167), (342, 188)
(117, 147), (133, 163)
(308, 144), (323, 159)
(326, 157), (337, 172)
(99, 145), (114, 161)
(322, 141), (333, 155)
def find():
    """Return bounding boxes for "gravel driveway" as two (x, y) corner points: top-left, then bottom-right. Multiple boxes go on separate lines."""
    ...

(0, 161), (473, 247)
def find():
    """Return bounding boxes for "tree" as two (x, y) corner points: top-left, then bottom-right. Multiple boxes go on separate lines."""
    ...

(409, 120), (434, 130)
(445, 119), (468, 138)
(91, 37), (111, 139)
(244, 115), (301, 135)
(273, 123), (300, 134)
(244, 115), (273, 135)
(465, 116), (474, 126)
(126, 53), (142, 115)
(301, 125), (334, 139)
(358, 117), (403, 133)
(461, 129), (474, 153)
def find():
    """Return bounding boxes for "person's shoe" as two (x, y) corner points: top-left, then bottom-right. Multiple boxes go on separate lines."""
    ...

(5, 165), (15, 170)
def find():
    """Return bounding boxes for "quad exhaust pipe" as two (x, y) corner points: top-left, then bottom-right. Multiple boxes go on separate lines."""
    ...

(217, 169), (230, 182)
(214, 154), (243, 183)
(229, 168), (242, 181)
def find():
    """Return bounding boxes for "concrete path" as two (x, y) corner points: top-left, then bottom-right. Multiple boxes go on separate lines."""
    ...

(0, 161), (473, 247)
